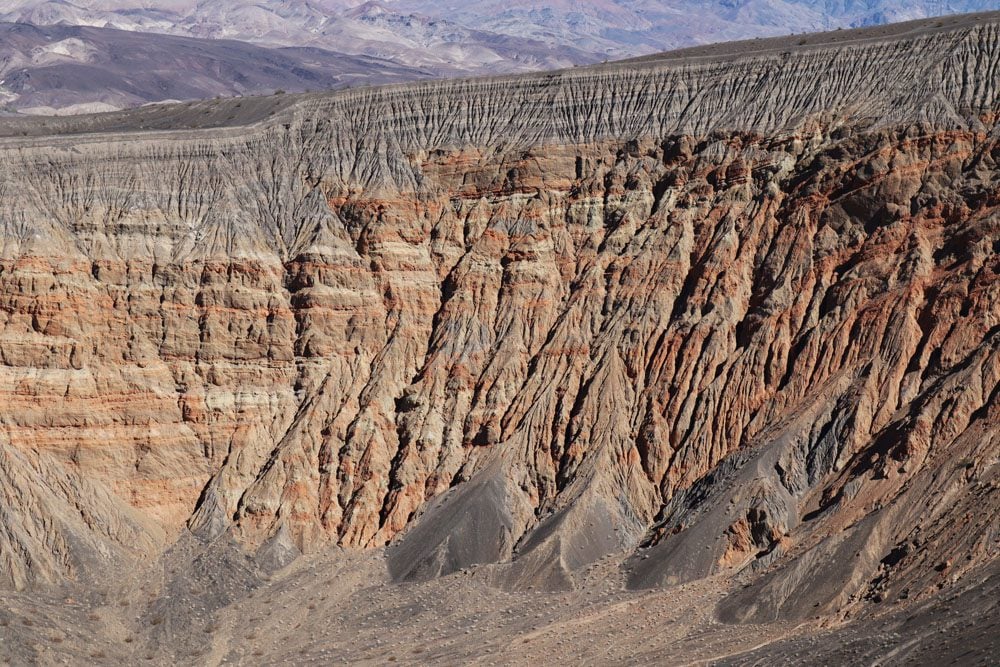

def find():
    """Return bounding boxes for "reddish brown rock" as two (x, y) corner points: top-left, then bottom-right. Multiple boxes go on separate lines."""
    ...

(0, 16), (995, 632)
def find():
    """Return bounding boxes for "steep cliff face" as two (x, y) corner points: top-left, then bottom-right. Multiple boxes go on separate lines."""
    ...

(0, 13), (996, 632)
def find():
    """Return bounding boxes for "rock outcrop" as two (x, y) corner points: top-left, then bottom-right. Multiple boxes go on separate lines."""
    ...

(0, 12), (996, 631)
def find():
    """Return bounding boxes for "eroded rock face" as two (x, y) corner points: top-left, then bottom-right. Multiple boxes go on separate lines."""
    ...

(0, 14), (996, 624)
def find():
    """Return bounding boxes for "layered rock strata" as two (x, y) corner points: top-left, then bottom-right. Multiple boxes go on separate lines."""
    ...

(0, 14), (996, 627)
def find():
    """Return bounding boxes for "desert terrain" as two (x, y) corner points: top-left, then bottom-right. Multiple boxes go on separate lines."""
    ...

(0, 11), (998, 665)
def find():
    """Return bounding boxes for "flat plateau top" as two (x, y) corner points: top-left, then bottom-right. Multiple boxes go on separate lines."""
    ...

(0, 10), (996, 141)
(621, 9), (998, 64)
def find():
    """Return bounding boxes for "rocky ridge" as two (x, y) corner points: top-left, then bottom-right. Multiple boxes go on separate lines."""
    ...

(0, 12), (997, 658)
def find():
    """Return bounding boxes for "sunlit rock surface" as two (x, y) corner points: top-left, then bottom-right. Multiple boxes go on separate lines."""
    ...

(0, 13), (997, 664)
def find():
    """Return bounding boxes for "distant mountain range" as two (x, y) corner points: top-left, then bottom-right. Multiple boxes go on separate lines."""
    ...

(0, 21), (442, 115)
(0, 1), (996, 113)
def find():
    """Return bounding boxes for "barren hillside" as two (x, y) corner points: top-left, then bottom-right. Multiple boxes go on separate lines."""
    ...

(0, 12), (997, 664)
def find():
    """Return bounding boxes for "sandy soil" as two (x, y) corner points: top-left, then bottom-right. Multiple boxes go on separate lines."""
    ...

(0, 537), (996, 665)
